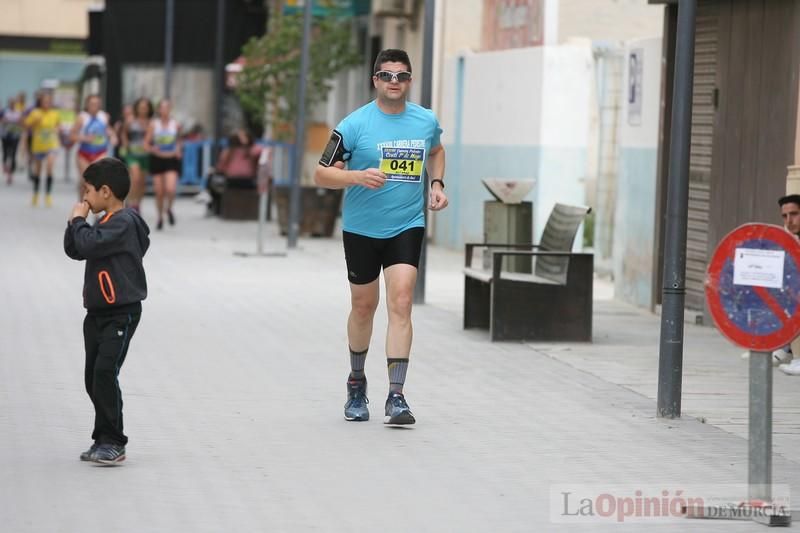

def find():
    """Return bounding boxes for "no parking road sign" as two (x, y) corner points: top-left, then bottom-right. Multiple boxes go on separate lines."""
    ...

(698, 223), (797, 525)
(705, 223), (800, 352)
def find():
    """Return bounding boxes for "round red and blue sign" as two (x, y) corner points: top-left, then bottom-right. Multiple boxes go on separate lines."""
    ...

(705, 223), (800, 352)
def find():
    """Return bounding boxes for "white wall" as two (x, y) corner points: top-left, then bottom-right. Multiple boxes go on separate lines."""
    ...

(0, 0), (100, 38)
(612, 37), (663, 309)
(618, 39), (661, 149)
(558, 0), (663, 43)
(435, 43), (593, 248)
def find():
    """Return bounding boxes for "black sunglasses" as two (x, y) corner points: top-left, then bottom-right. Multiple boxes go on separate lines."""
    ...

(374, 71), (412, 83)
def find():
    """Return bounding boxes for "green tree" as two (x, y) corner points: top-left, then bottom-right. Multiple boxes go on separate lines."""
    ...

(236, 8), (362, 141)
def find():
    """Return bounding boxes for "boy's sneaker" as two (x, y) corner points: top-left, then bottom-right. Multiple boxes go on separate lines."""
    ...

(344, 377), (369, 421)
(79, 442), (99, 461)
(90, 443), (126, 465)
(384, 392), (415, 425)
(779, 360), (800, 376)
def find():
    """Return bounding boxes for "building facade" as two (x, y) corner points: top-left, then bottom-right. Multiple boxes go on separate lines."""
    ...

(427, 0), (664, 273)
(651, 0), (800, 317)
(0, 0), (98, 103)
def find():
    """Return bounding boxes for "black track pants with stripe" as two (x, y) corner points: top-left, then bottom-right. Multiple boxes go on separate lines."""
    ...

(83, 311), (141, 446)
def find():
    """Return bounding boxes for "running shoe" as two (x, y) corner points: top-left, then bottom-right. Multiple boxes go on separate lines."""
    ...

(90, 443), (126, 465)
(742, 349), (794, 366)
(344, 377), (369, 421)
(79, 442), (99, 462)
(779, 360), (800, 376)
(772, 348), (793, 366)
(384, 392), (415, 425)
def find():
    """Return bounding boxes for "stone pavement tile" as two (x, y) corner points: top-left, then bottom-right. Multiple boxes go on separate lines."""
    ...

(532, 300), (800, 469)
(0, 179), (795, 532)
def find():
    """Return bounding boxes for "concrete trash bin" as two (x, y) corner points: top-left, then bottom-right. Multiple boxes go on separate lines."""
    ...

(481, 179), (536, 274)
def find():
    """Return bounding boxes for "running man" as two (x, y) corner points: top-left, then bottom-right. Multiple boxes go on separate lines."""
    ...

(70, 94), (117, 196)
(314, 49), (448, 425)
(24, 91), (60, 207)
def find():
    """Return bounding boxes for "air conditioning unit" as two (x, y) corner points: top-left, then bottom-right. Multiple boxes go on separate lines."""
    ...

(373, 0), (415, 18)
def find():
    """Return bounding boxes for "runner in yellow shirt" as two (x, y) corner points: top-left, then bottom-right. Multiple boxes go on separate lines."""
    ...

(24, 92), (60, 207)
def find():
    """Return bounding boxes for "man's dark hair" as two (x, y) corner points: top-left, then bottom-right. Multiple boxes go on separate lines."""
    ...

(779, 194), (800, 208)
(373, 49), (412, 74)
(83, 158), (131, 200)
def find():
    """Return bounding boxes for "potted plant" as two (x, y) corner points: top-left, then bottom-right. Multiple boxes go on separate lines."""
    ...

(236, 4), (362, 236)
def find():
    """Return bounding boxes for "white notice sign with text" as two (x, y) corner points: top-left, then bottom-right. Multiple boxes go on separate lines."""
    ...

(733, 248), (785, 289)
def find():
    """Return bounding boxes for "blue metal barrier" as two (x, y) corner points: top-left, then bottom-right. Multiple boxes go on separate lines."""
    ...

(171, 139), (294, 191)
(180, 140), (210, 187)
(262, 141), (294, 185)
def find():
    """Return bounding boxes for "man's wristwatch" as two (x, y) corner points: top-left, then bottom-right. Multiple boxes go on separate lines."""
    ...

(430, 178), (445, 190)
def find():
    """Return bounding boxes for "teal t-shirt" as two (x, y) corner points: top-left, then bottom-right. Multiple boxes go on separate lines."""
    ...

(336, 100), (442, 238)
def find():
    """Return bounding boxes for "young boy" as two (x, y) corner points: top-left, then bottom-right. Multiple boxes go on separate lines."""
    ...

(64, 157), (150, 465)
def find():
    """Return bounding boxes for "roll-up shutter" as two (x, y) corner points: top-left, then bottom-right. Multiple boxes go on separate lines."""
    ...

(686, 2), (718, 310)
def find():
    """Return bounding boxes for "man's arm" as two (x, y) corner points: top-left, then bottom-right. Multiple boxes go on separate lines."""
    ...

(426, 145), (445, 185)
(314, 162), (386, 190)
(106, 123), (119, 147)
(174, 126), (183, 158)
(426, 145), (448, 211)
(23, 109), (40, 129)
(69, 116), (83, 146)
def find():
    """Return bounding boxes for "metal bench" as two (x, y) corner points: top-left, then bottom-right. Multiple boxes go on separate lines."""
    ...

(463, 203), (593, 342)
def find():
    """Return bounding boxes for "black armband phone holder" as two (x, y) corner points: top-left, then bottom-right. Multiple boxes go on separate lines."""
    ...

(318, 129), (350, 167)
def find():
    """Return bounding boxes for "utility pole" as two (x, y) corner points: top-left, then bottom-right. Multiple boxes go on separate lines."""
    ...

(164, 0), (175, 99)
(287, 0), (313, 249)
(414, 0), (436, 304)
(657, 0), (697, 419)
(212, 0), (226, 164)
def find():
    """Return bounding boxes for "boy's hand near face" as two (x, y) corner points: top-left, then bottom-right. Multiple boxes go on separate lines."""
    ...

(70, 201), (90, 221)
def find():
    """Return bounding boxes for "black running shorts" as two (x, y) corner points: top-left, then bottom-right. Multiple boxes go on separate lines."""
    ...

(342, 227), (425, 285)
(150, 155), (182, 175)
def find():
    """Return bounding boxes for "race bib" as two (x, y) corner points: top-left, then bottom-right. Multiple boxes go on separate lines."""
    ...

(379, 147), (425, 183)
(89, 134), (106, 146)
(129, 143), (147, 155)
(155, 134), (175, 146)
(39, 129), (56, 142)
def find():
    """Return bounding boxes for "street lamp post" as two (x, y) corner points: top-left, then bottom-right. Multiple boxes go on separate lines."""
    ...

(164, 0), (175, 99)
(657, 0), (697, 419)
(414, 0), (436, 304)
(287, 0), (313, 249)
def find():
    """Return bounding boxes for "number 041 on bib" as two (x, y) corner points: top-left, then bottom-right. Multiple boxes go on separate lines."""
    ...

(380, 147), (425, 183)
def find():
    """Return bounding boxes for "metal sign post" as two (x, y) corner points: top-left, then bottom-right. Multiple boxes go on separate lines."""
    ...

(234, 144), (287, 259)
(749, 351), (772, 504)
(683, 223), (797, 526)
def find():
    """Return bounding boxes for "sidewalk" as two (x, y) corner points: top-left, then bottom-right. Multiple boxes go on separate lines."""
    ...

(1, 174), (798, 532)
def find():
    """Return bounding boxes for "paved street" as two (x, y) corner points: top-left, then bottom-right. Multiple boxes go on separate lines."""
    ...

(1, 173), (799, 532)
